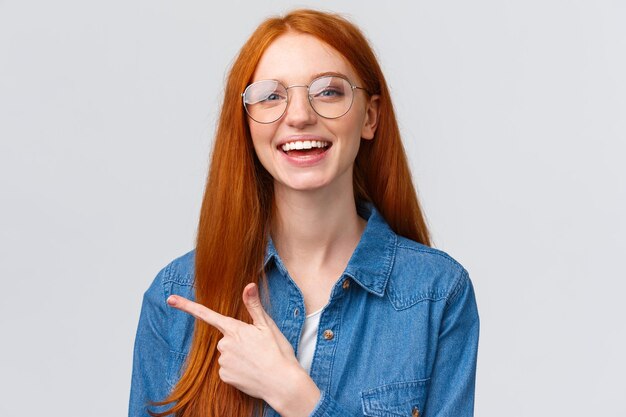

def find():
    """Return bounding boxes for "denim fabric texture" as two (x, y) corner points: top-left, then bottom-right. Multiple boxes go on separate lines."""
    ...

(129, 204), (480, 417)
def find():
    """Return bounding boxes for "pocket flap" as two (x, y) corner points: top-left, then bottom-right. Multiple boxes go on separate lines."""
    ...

(361, 379), (429, 417)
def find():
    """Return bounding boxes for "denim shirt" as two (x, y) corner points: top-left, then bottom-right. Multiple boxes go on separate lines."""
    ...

(129, 205), (479, 417)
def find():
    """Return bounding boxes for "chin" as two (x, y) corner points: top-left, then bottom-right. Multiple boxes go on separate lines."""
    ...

(277, 177), (332, 192)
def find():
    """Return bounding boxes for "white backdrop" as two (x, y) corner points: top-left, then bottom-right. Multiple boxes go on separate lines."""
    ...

(1, 1), (624, 416)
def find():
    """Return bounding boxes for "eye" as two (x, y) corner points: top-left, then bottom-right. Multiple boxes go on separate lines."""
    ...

(261, 91), (288, 103)
(309, 77), (349, 100)
(244, 80), (287, 105)
(265, 93), (281, 101)
(317, 88), (343, 98)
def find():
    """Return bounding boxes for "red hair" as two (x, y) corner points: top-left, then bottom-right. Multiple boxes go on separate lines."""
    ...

(150, 8), (431, 417)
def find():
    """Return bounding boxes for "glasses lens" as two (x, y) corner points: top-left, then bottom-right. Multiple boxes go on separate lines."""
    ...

(309, 76), (353, 118)
(243, 80), (287, 123)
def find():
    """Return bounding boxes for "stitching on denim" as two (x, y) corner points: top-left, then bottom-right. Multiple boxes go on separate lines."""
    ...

(326, 328), (339, 395)
(157, 251), (196, 286)
(386, 293), (449, 311)
(160, 259), (195, 285)
(386, 242), (466, 310)
(380, 234), (398, 294)
(158, 264), (172, 306)
(161, 268), (195, 285)
(165, 349), (188, 389)
(308, 304), (339, 393)
(445, 268), (469, 307)
(343, 271), (381, 297)
(311, 390), (330, 416)
(309, 325), (322, 378)
(162, 277), (195, 286)
(396, 242), (464, 273)
(168, 349), (188, 359)
(327, 296), (345, 394)
(345, 231), (396, 297)
(289, 286), (303, 344)
(361, 378), (430, 396)
(361, 379), (430, 415)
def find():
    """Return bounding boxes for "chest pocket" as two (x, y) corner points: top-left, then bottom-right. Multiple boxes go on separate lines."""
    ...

(361, 379), (429, 417)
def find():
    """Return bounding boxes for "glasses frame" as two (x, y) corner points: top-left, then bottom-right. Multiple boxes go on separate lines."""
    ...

(241, 74), (370, 124)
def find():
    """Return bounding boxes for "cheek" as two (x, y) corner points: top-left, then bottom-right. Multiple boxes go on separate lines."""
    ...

(248, 123), (278, 174)
(338, 113), (367, 146)
(249, 124), (274, 153)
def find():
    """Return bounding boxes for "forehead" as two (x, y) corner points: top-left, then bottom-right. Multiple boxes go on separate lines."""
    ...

(252, 32), (358, 84)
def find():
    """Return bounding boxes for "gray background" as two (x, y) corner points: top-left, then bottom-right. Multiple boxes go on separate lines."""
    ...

(1, 0), (624, 416)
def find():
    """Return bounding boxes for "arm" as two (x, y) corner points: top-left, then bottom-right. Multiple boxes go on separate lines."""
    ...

(424, 270), (480, 417)
(265, 367), (357, 417)
(129, 268), (172, 417)
(167, 284), (360, 417)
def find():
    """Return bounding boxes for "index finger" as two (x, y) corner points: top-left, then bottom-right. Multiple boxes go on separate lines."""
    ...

(167, 295), (231, 334)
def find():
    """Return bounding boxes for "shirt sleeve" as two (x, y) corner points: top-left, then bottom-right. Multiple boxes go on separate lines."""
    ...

(129, 267), (173, 417)
(423, 269), (480, 417)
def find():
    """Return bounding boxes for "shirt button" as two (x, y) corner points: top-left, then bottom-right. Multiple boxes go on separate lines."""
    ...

(293, 308), (299, 317)
(342, 279), (350, 290)
(412, 406), (420, 417)
(323, 329), (334, 340)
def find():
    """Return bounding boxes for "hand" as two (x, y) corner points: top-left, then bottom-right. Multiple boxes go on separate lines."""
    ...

(166, 283), (321, 416)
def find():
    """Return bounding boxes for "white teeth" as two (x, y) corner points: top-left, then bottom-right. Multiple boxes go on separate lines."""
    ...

(280, 140), (329, 152)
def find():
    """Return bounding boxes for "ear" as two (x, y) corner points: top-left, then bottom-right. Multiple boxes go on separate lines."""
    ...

(361, 94), (380, 141)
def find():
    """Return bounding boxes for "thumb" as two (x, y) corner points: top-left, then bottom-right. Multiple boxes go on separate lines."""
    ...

(243, 283), (269, 326)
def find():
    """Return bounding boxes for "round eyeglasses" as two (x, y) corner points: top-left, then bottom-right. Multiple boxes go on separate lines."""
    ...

(242, 75), (369, 124)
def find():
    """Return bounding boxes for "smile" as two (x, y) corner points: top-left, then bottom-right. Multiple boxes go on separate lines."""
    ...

(277, 138), (332, 166)
(280, 140), (331, 152)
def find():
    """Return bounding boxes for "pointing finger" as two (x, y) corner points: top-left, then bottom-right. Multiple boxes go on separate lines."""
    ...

(167, 295), (230, 334)
(242, 283), (269, 327)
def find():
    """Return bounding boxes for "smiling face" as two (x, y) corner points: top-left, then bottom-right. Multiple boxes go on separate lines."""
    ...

(247, 32), (379, 196)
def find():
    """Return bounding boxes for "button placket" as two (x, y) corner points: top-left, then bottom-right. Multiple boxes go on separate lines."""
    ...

(308, 292), (343, 390)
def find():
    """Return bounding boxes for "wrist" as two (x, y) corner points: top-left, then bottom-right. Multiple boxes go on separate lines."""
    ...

(267, 364), (321, 417)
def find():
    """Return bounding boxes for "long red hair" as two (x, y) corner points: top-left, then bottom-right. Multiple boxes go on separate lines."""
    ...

(150, 8), (431, 417)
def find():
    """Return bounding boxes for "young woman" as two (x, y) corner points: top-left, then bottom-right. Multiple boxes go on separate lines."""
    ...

(130, 9), (479, 417)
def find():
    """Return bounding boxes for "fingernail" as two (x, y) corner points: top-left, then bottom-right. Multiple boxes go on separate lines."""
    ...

(248, 284), (258, 298)
(167, 295), (176, 306)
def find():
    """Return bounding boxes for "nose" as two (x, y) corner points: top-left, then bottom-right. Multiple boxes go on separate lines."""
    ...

(283, 86), (317, 128)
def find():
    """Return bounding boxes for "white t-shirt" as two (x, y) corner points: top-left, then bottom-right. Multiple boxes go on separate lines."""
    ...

(296, 307), (324, 375)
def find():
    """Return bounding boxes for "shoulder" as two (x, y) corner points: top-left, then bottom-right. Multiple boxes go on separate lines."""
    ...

(144, 249), (196, 304)
(141, 250), (197, 355)
(156, 249), (196, 286)
(386, 236), (470, 310)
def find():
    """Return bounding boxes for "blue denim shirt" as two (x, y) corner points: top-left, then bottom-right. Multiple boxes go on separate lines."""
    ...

(130, 205), (479, 417)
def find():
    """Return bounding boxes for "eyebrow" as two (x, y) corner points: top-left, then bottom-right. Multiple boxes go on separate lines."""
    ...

(308, 71), (349, 80)
(261, 71), (350, 85)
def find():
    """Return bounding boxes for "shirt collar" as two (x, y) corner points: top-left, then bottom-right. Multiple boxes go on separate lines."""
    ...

(263, 202), (397, 297)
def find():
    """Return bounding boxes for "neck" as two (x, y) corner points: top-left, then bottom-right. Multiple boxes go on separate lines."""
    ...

(271, 180), (365, 267)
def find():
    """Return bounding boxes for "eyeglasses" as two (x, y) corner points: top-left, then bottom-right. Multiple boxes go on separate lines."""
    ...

(242, 75), (369, 124)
